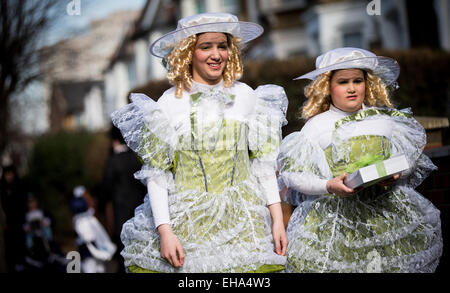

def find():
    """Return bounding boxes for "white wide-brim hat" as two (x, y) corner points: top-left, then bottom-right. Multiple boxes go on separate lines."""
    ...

(294, 47), (400, 86)
(149, 12), (263, 58)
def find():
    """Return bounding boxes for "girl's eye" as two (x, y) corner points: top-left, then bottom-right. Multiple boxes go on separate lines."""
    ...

(338, 80), (348, 84)
(354, 79), (364, 83)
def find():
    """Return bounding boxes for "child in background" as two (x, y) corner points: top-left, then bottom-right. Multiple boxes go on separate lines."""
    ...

(70, 185), (116, 273)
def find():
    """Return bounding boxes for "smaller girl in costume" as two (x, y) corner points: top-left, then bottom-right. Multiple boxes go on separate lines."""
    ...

(278, 47), (443, 272)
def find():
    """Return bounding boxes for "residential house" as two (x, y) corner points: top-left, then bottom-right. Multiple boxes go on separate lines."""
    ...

(42, 0), (449, 132)
(40, 10), (139, 132)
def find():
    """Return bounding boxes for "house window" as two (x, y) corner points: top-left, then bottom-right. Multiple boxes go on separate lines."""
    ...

(343, 31), (363, 48)
(196, 0), (205, 13)
(222, 0), (239, 14)
(127, 61), (136, 89)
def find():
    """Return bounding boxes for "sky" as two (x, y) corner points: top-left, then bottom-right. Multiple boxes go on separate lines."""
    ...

(45, 0), (146, 46)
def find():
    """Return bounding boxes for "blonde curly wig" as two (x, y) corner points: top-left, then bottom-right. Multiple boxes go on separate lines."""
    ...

(166, 33), (243, 98)
(301, 70), (393, 120)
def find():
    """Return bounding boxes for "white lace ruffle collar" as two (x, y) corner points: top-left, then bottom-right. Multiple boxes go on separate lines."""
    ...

(190, 79), (226, 93)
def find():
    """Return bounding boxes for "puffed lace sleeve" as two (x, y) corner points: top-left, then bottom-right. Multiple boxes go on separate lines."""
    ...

(277, 127), (333, 205)
(248, 85), (288, 205)
(110, 93), (176, 189)
(388, 108), (437, 188)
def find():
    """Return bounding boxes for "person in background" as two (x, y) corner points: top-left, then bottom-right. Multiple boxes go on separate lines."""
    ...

(0, 164), (27, 272)
(0, 197), (7, 272)
(99, 125), (147, 272)
(22, 192), (66, 272)
(70, 185), (116, 273)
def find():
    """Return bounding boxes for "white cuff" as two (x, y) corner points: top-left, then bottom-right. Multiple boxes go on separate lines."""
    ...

(281, 171), (328, 195)
(147, 179), (170, 228)
(259, 174), (281, 205)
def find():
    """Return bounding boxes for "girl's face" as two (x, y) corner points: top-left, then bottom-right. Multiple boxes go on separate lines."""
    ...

(192, 32), (229, 85)
(330, 69), (365, 112)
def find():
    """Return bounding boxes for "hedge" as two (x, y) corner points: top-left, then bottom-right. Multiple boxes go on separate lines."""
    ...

(131, 48), (450, 142)
(24, 130), (110, 249)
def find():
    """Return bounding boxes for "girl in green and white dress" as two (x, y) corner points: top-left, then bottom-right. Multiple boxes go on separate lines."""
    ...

(278, 47), (442, 273)
(111, 12), (288, 273)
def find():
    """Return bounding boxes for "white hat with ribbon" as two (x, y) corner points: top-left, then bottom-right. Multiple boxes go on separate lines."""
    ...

(294, 47), (400, 86)
(149, 12), (263, 58)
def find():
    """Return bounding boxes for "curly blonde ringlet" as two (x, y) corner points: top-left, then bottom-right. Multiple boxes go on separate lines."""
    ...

(364, 71), (393, 108)
(166, 35), (197, 98)
(301, 70), (393, 120)
(166, 33), (243, 98)
(301, 71), (333, 120)
(223, 34), (243, 87)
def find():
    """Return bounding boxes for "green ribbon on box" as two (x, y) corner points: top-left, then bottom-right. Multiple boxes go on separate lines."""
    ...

(375, 161), (387, 177)
(346, 154), (385, 174)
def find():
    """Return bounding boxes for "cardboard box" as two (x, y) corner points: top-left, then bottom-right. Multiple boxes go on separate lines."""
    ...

(344, 154), (409, 189)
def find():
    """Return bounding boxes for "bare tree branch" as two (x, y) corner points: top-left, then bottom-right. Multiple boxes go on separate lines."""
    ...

(0, 0), (64, 157)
